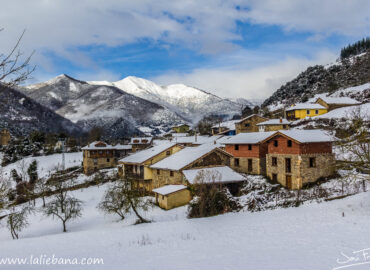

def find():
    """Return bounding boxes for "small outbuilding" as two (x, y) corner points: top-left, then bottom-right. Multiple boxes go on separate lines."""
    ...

(152, 185), (191, 210)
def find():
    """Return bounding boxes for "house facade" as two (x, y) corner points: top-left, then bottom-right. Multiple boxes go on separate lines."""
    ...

(129, 137), (153, 152)
(172, 124), (190, 133)
(211, 120), (238, 136)
(153, 185), (191, 210)
(150, 145), (232, 189)
(286, 103), (327, 120)
(235, 115), (268, 134)
(223, 132), (275, 175)
(264, 130), (335, 189)
(82, 141), (130, 175)
(0, 129), (11, 146)
(257, 118), (290, 132)
(119, 143), (183, 192)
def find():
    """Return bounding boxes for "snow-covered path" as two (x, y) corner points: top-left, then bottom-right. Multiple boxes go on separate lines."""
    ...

(0, 183), (370, 270)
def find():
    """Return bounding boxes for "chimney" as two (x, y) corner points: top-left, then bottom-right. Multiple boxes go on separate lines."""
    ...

(279, 117), (283, 123)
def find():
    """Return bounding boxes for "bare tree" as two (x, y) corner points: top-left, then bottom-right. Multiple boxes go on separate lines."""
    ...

(43, 180), (83, 232)
(98, 174), (151, 224)
(0, 29), (35, 86)
(7, 206), (33, 239)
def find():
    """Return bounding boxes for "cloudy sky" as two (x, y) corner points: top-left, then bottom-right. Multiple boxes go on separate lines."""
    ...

(1, 0), (369, 99)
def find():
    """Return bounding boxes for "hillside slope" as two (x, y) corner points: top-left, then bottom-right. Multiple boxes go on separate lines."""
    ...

(263, 51), (370, 109)
(0, 84), (82, 137)
(22, 75), (186, 138)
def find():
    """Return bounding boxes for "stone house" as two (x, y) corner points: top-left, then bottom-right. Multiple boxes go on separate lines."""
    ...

(118, 143), (183, 192)
(82, 141), (132, 175)
(263, 130), (335, 189)
(172, 135), (222, 147)
(222, 132), (275, 175)
(0, 129), (11, 146)
(172, 124), (190, 133)
(129, 137), (153, 152)
(211, 120), (238, 135)
(315, 96), (361, 111)
(150, 144), (233, 189)
(285, 103), (327, 120)
(257, 118), (290, 132)
(152, 185), (191, 210)
(235, 114), (268, 134)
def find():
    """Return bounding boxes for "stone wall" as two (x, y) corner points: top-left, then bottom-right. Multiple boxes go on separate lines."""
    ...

(231, 157), (265, 175)
(266, 153), (335, 189)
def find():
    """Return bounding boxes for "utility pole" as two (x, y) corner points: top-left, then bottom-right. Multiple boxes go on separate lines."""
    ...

(62, 139), (65, 171)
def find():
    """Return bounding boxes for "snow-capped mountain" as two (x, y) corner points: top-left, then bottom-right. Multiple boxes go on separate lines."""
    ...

(0, 83), (82, 137)
(22, 75), (186, 138)
(89, 76), (243, 122)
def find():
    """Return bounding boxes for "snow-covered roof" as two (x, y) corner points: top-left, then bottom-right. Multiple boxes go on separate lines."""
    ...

(82, 141), (115, 150)
(183, 166), (246, 184)
(150, 143), (226, 171)
(129, 137), (153, 145)
(211, 120), (238, 130)
(256, 119), (290, 126)
(286, 103), (326, 111)
(235, 114), (267, 123)
(114, 144), (132, 150)
(172, 135), (222, 145)
(172, 133), (189, 137)
(152, 185), (187, 196)
(275, 129), (335, 143)
(119, 142), (177, 164)
(219, 131), (276, 144)
(316, 96), (361, 105)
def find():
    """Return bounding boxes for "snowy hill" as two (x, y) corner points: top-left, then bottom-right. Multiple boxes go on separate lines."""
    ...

(1, 179), (370, 270)
(89, 76), (243, 122)
(22, 75), (186, 138)
(0, 83), (82, 137)
(263, 51), (370, 109)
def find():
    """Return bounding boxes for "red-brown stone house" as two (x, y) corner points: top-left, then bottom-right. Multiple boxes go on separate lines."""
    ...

(262, 130), (335, 189)
(222, 132), (276, 175)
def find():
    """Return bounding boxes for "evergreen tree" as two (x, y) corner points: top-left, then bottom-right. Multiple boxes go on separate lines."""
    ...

(27, 160), (38, 185)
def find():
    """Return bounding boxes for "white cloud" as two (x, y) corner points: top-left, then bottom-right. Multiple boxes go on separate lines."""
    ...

(151, 50), (337, 99)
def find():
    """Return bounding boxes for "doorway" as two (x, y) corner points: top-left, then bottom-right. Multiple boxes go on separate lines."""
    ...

(286, 175), (292, 189)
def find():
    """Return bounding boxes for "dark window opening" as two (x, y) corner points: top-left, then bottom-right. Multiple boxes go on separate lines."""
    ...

(285, 158), (291, 173)
(157, 169), (160, 175)
(309, 157), (316, 168)
(166, 150), (171, 156)
(274, 140), (278, 147)
(248, 144), (252, 150)
(107, 158), (110, 162)
(287, 140), (292, 147)
(272, 157), (277, 166)
(272, 173), (277, 182)
(170, 171), (174, 177)
(234, 158), (240, 167)
(245, 123), (250, 127)
(234, 144), (239, 150)
(248, 159), (253, 172)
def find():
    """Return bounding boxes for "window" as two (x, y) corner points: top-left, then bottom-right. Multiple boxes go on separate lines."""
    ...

(273, 140), (278, 147)
(142, 139), (148, 143)
(306, 110), (310, 115)
(107, 158), (110, 162)
(166, 150), (171, 156)
(170, 171), (174, 177)
(245, 123), (250, 127)
(234, 158), (240, 167)
(99, 150), (103, 154)
(93, 159), (98, 165)
(248, 159), (253, 172)
(248, 144), (252, 150)
(272, 157), (277, 166)
(283, 125), (287, 129)
(234, 144), (239, 150)
(287, 140), (292, 147)
(272, 173), (277, 182)
(157, 169), (160, 175)
(162, 195), (165, 200)
(285, 158), (291, 173)
(133, 139), (139, 143)
(309, 157), (316, 168)
(315, 110), (319, 114)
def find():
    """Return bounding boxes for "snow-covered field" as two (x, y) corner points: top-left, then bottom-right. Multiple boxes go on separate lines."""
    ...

(1, 152), (82, 179)
(1, 181), (370, 270)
